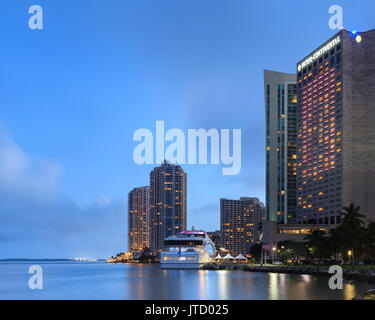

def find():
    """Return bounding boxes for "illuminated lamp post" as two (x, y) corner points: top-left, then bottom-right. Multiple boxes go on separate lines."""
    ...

(347, 250), (352, 264)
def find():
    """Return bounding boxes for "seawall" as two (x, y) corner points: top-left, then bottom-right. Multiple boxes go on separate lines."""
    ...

(202, 263), (375, 283)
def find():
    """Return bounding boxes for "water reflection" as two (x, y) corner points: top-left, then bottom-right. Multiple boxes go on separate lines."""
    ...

(217, 270), (229, 300)
(268, 273), (279, 300)
(300, 274), (311, 283)
(198, 270), (207, 299)
(265, 272), (362, 300)
(0, 262), (372, 300)
(344, 283), (357, 300)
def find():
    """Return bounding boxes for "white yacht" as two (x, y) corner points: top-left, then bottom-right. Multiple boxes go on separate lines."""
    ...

(160, 230), (216, 269)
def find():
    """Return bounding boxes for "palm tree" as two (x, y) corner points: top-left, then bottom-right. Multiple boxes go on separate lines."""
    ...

(329, 227), (346, 261)
(340, 203), (365, 228)
(337, 204), (366, 264)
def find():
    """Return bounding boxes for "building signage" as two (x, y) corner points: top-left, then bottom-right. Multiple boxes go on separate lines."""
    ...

(298, 36), (341, 72)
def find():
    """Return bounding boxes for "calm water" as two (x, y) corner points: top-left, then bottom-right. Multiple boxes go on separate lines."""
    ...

(0, 261), (373, 300)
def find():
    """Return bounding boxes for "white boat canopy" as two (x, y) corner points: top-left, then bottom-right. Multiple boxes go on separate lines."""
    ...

(215, 253), (222, 260)
(223, 253), (234, 260)
(234, 254), (247, 260)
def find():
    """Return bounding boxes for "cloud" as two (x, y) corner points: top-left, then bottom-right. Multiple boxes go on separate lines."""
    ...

(0, 129), (62, 202)
(0, 128), (125, 259)
(93, 195), (112, 207)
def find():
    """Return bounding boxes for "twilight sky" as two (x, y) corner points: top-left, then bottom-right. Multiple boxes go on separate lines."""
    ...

(1, 0), (373, 258)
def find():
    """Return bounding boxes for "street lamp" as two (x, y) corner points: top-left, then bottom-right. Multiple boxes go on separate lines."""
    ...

(348, 250), (352, 264)
(272, 247), (276, 264)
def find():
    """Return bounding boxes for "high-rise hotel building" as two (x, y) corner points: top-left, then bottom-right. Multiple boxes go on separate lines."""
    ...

(296, 29), (375, 225)
(150, 160), (187, 259)
(264, 70), (297, 224)
(220, 197), (265, 256)
(128, 186), (150, 252)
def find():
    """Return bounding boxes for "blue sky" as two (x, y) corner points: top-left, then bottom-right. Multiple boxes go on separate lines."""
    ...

(0, 0), (373, 258)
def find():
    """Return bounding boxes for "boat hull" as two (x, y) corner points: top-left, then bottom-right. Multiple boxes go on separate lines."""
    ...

(160, 252), (212, 269)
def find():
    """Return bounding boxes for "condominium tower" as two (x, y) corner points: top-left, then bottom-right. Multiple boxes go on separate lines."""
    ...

(264, 70), (297, 224)
(128, 186), (150, 252)
(150, 160), (187, 259)
(220, 197), (265, 256)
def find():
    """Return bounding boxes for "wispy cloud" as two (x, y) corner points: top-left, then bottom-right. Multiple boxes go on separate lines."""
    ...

(0, 127), (125, 259)
(0, 128), (62, 200)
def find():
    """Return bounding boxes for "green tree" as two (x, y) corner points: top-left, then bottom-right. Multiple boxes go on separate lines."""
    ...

(139, 247), (154, 263)
(328, 227), (344, 261)
(304, 229), (329, 260)
(279, 249), (295, 264)
(249, 244), (262, 262)
(336, 204), (366, 264)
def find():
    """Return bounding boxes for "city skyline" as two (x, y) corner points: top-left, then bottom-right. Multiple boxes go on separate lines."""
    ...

(125, 27), (375, 260)
(127, 161), (265, 259)
(1, 0), (375, 259)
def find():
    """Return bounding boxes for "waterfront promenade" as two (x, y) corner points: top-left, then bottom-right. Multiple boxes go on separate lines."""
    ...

(203, 263), (375, 283)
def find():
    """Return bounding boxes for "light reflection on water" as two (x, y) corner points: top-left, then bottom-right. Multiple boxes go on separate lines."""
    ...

(0, 262), (372, 300)
(269, 273), (279, 300)
(217, 270), (229, 300)
(266, 272), (364, 300)
(198, 270), (208, 300)
(344, 283), (358, 300)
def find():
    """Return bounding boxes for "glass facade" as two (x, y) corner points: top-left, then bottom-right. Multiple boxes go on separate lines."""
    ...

(264, 71), (297, 224)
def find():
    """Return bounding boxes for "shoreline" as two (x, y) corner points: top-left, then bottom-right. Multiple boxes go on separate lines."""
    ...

(202, 263), (375, 283)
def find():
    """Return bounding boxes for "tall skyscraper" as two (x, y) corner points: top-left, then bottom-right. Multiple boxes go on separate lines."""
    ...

(264, 70), (297, 224)
(296, 29), (375, 225)
(150, 160), (187, 259)
(128, 186), (150, 253)
(220, 197), (265, 256)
